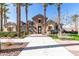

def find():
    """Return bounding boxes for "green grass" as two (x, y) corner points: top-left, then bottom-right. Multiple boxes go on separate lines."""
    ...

(68, 34), (79, 41)
(0, 32), (17, 38)
(48, 34), (59, 39)
(48, 34), (79, 41)
(0, 32), (27, 38)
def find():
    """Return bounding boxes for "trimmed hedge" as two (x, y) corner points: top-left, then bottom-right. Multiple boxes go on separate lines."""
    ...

(7, 32), (17, 38)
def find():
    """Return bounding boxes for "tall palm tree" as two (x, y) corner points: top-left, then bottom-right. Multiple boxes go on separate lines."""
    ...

(21, 3), (32, 34)
(25, 3), (29, 33)
(43, 3), (46, 34)
(0, 4), (9, 51)
(43, 3), (55, 34)
(0, 3), (9, 32)
(0, 4), (3, 32)
(3, 5), (9, 25)
(57, 3), (62, 36)
(16, 3), (21, 37)
(71, 15), (79, 32)
(25, 3), (32, 34)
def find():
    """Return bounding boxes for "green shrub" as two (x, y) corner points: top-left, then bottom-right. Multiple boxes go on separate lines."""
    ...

(7, 32), (17, 38)
(0, 32), (17, 38)
(25, 32), (29, 35)
(0, 32), (9, 37)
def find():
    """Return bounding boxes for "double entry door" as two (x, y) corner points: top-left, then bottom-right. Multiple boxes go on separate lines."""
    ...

(38, 26), (42, 34)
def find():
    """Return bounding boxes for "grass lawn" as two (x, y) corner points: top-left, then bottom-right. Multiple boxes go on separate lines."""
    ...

(68, 34), (79, 41)
(48, 34), (79, 41)
(48, 34), (59, 39)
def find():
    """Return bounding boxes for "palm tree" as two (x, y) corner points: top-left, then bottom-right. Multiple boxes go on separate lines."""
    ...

(71, 15), (79, 32)
(25, 3), (32, 34)
(57, 3), (62, 36)
(43, 3), (50, 33)
(3, 5), (9, 25)
(25, 3), (29, 33)
(0, 4), (3, 32)
(43, 3), (55, 34)
(16, 3), (21, 37)
(0, 4), (9, 51)
(0, 3), (9, 32)
(20, 3), (32, 34)
(43, 3), (46, 34)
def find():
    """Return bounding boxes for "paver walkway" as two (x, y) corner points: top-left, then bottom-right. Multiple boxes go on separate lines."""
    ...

(19, 34), (74, 56)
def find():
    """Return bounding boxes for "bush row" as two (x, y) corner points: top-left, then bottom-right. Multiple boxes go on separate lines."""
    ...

(0, 32), (17, 38)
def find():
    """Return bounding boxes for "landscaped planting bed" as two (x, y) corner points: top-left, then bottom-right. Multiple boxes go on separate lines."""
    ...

(0, 32), (17, 38)
(0, 32), (28, 39)
(0, 42), (29, 56)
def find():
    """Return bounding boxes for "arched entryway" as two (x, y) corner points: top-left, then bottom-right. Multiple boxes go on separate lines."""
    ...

(38, 26), (42, 34)
(32, 14), (47, 34)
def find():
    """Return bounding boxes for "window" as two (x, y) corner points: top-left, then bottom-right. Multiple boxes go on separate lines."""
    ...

(38, 20), (41, 23)
(48, 26), (52, 31)
(7, 27), (13, 32)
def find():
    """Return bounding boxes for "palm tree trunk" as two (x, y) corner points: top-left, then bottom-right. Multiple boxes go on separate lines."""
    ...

(58, 3), (62, 36)
(43, 3), (46, 34)
(25, 3), (29, 33)
(4, 14), (7, 25)
(3, 6), (7, 25)
(17, 3), (21, 37)
(0, 4), (3, 32)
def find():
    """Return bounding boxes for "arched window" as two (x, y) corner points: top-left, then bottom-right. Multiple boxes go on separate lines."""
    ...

(38, 20), (41, 23)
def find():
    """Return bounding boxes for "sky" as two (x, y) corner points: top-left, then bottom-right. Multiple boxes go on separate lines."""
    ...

(7, 3), (79, 25)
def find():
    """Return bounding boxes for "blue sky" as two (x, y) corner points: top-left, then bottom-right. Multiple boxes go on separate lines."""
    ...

(7, 3), (79, 25)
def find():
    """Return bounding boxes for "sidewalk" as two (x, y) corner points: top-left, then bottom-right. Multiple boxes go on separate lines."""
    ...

(19, 34), (74, 56)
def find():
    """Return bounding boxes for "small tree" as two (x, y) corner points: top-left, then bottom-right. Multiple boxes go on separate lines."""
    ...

(71, 15), (79, 34)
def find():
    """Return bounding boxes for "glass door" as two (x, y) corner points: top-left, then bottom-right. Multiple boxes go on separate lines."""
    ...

(38, 26), (42, 34)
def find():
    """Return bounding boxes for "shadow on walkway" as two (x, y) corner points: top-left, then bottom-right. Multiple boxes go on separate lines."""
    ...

(1, 43), (79, 52)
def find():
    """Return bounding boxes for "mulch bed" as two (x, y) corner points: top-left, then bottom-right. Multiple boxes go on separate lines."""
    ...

(0, 42), (29, 56)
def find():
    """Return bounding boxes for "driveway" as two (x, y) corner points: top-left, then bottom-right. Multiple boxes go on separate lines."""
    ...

(19, 34), (74, 56)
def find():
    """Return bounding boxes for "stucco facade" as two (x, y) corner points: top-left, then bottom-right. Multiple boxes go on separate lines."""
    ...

(46, 24), (55, 34)
(3, 22), (16, 32)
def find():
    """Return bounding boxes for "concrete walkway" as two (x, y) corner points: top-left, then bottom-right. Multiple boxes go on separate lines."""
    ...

(19, 34), (74, 56)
